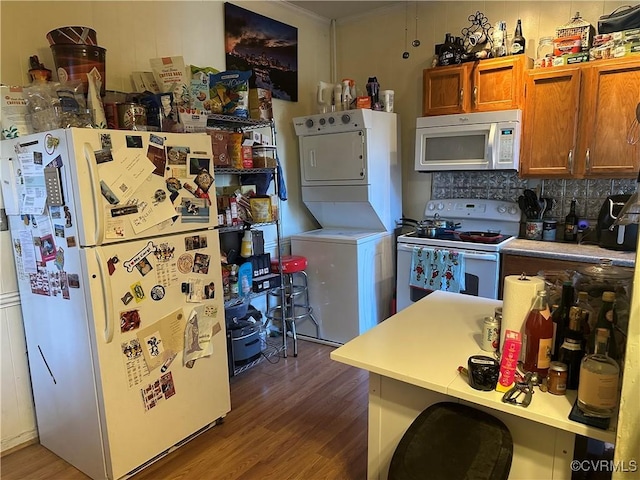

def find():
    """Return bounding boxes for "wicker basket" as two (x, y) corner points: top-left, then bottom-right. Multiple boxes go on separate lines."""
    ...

(556, 12), (595, 51)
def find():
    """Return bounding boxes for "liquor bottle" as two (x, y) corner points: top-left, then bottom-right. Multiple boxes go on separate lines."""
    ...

(454, 36), (464, 64)
(577, 328), (620, 418)
(575, 290), (595, 347)
(523, 289), (553, 377)
(493, 21), (507, 58)
(558, 307), (585, 389)
(587, 291), (619, 361)
(510, 19), (526, 55)
(564, 199), (578, 241)
(439, 34), (456, 66)
(552, 281), (574, 359)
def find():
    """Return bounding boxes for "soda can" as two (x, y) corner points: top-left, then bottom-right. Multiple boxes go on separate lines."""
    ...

(482, 316), (500, 352)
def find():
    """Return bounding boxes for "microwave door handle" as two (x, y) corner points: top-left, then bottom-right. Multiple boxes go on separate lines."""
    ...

(487, 123), (497, 167)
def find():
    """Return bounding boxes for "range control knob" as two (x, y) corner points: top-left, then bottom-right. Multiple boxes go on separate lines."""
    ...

(508, 206), (519, 215)
(341, 114), (351, 124)
(437, 202), (445, 210)
(319, 118), (326, 125)
(497, 205), (507, 214)
(305, 118), (314, 128)
(427, 203), (436, 211)
(328, 117), (335, 124)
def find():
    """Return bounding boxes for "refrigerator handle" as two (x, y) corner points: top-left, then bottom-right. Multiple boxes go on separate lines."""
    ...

(83, 143), (104, 246)
(95, 248), (115, 343)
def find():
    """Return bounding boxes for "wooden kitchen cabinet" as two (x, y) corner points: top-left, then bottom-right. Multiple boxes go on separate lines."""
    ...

(520, 57), (640, 179)
(422, 55), (532, 116)
(499, 253), (581, 299)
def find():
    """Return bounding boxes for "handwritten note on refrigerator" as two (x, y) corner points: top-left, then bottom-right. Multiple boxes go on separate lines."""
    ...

(99, 147), (155, 204)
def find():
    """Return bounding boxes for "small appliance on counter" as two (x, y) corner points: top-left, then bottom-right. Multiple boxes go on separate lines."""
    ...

(597, 194), (638, 251)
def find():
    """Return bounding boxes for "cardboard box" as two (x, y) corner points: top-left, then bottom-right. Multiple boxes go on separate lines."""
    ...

(249, 88), (273, 120)
(208, 130), (230, 166)
(551, 52), (589, 66)
(241, 144), (253, 169)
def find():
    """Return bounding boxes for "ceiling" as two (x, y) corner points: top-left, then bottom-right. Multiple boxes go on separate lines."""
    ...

(286, 1), (398, 20)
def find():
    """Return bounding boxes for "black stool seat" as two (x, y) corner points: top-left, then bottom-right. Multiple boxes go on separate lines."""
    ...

(388, 402), (513, 480)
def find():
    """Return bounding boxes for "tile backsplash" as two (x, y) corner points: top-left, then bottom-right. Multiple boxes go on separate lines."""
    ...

(431, 171), (637, 221)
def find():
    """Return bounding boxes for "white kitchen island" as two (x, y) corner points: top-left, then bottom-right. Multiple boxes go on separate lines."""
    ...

(330, 291), (616, 480)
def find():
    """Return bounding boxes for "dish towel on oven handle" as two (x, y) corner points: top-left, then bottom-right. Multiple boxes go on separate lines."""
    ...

(409, 246), (466, 293)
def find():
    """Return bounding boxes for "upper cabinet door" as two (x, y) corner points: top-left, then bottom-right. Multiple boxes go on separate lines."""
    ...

(579, 58), (640, 178)
(472, 56), (531, 112)
(422, 64), (470, 116)
(520, 67), (582, 178)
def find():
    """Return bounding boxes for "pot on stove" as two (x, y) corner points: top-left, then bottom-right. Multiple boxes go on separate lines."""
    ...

(396, 217), (461, 238)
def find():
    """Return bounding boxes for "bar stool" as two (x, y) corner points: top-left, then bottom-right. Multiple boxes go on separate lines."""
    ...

(266, 255), (319, 357)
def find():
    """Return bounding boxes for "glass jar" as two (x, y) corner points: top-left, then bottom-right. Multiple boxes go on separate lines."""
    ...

(547, 361), (568, 395)
(537, 36), (554, 60)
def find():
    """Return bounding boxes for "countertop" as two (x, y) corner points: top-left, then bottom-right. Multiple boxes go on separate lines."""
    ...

(501, 239), (636, 268)
(331, 291), (616, 444)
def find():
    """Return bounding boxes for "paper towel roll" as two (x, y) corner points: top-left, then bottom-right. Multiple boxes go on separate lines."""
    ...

(501, 275), (546, 352)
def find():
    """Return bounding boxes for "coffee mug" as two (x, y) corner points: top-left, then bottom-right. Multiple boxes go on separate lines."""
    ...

(525, 220), (543, 240)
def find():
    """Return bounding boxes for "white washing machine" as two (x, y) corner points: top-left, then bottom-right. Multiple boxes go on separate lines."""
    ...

(290, 228), (394, 344)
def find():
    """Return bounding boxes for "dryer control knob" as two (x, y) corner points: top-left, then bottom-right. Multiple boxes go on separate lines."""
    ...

(341, 114), (351, 124)
(328, 117), (335, 124)
(319, 118), (326, 125)
(305, 119), (314, 128)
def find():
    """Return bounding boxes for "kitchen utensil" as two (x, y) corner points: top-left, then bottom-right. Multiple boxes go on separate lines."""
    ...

(456, 231), (504, 243)
(523, 189), (540, 219)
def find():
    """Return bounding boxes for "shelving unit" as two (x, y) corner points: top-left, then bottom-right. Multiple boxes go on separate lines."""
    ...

(208, 114), (287, 376)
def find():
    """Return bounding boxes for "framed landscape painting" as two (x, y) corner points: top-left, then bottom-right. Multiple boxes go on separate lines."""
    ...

(224, 2), (298, 102)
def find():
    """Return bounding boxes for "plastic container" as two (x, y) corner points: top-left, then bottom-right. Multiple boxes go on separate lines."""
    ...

(51, 44), (106, 96)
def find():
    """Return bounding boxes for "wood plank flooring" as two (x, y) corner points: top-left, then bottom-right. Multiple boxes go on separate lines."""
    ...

(1, 340), (369, 480)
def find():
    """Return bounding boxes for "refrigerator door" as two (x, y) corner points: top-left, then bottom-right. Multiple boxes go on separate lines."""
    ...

(81, 230), (229, 479)
(3, 128), (218, 248)
(6, 215), (106, 479)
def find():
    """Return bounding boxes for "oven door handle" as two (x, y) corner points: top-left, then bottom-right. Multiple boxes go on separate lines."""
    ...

(398, 244), (499, 261)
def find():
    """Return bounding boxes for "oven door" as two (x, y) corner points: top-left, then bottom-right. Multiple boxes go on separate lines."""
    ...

(395, 243), (500, 312)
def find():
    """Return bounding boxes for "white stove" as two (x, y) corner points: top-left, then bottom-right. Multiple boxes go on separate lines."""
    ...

(396, 199), (521, 311)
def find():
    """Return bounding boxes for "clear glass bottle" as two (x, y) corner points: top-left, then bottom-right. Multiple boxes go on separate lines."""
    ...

(577, 328), (620, 418)
(523, 290), (553, 377)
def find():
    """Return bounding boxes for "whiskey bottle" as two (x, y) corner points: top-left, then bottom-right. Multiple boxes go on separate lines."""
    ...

(588, 291), (619, 361)
(577, 328), (620, 418)
(523, 290), (553, 377)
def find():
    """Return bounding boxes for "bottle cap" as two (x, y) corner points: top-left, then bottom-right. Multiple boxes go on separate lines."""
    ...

(549, 361), (568, 372)
(602, 291), (616, 302)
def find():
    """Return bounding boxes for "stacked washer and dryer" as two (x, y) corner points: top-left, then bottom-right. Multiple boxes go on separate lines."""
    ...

(292, 110), (401, 344)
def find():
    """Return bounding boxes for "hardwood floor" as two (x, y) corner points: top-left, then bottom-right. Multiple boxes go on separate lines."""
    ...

(1, 340), (369, 480)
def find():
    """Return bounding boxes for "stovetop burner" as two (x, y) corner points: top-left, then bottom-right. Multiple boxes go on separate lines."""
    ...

(403, 231), (512, 244)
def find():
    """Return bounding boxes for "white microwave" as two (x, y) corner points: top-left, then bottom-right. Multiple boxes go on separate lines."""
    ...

(415, 109), (522, 172)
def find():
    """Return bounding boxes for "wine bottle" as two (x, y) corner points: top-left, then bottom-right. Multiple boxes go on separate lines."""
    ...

(552, 282), (574, 359)
(587, 291), (619, 362)
(575, 290), (595, 348)
(439, 34), (456, 66)
(558, 307), (584, 389)
(523, 289), (553, 377)
(564, 199), (578, 241)
(577, 328), (620, 418)
(511, 19), (526, 55)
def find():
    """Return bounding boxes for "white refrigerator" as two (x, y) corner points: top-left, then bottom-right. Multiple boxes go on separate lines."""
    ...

(291, 228), (394, 344)
(0, 128), (230, 479)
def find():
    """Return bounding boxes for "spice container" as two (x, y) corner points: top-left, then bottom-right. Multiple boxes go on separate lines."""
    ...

(547, 361), (568, 395)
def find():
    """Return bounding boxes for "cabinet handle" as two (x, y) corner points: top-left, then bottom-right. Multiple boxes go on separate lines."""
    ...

(473, 86), (478, 106)
(459, 88), (464, 107)
(568, 149), (574, 174)
(585, 148), (591, 172)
